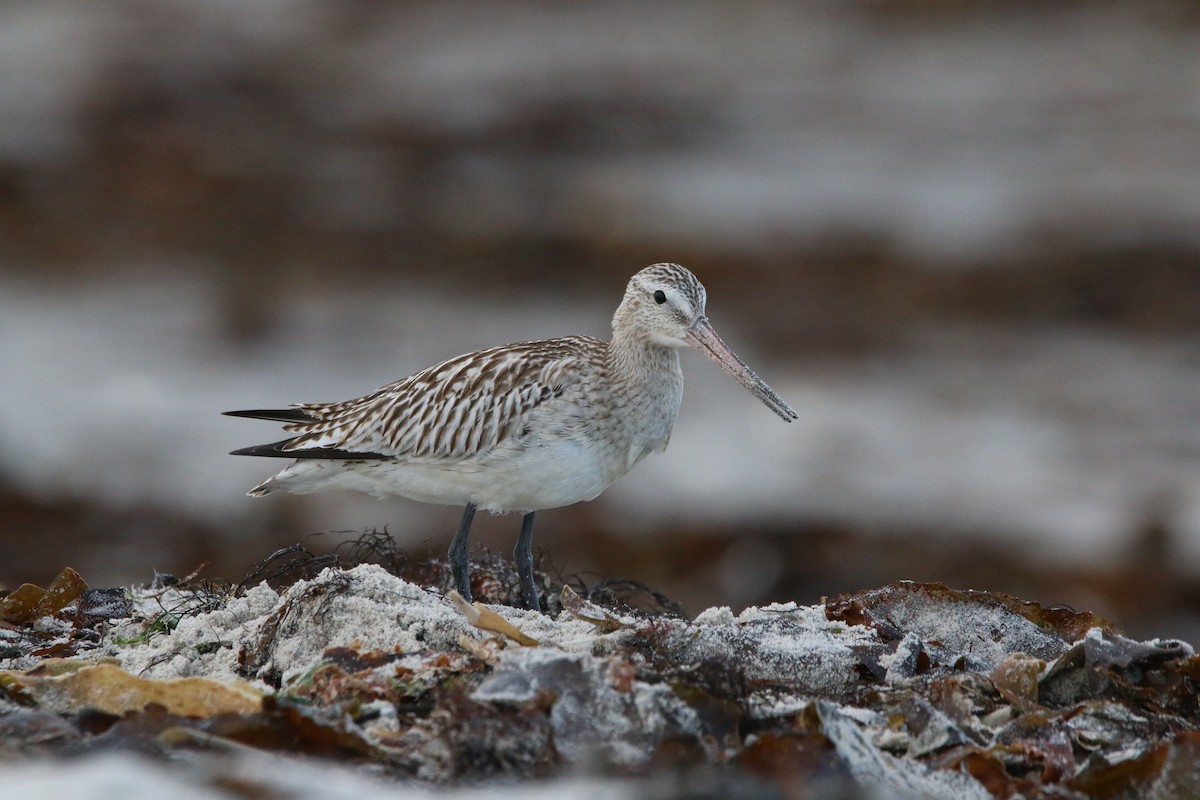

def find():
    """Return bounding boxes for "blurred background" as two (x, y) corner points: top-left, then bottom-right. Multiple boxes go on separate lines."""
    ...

(2, 0), (1199, 640)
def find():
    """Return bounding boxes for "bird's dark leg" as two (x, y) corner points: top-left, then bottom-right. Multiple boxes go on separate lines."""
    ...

(514, 511), (541, 612)
(448, 503), (477, 601)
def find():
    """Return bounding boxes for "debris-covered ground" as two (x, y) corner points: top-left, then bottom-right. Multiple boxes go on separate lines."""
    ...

(2, 539), (1198, 799)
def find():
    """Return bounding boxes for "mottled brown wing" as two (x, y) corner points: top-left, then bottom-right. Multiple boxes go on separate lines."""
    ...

(276, 337), (602, 463)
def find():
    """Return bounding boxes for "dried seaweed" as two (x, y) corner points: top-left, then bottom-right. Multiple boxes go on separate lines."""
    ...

(584, 577), (688, 620)
(336, 528), (566, 616)
(236, 545), (337, 594)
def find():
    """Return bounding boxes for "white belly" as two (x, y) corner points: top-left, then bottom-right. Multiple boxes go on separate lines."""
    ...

(260, 434), (628, 513)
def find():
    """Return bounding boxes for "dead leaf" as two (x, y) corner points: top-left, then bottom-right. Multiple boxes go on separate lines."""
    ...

(25, 657), (120, 676)
(448, 591), (538, 646)
(0, 568), (88, 624)
(992, 652), (1045, 711)
(457, 634), (499, 662)
(1, 663), (262, 717)
(560, 585), (626, 632)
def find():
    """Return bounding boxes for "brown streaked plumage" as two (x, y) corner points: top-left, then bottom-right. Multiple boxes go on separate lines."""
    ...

(226, 263), (797, 611)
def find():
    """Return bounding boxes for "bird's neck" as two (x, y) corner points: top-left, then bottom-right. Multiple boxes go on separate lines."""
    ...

(605, 331), (683, 395)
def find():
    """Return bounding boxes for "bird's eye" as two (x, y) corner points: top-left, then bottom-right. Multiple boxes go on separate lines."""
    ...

(653, 290), (667, 304)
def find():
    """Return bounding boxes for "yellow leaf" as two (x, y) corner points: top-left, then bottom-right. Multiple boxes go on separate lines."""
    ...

(448, 591), (538, 646)
(1, 664), (263, 717)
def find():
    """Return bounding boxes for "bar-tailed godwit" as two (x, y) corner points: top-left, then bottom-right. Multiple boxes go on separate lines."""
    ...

(226, 263), (796, 610)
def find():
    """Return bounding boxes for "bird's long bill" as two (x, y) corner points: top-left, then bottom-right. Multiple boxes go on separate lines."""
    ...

(685, 317), (798, 422)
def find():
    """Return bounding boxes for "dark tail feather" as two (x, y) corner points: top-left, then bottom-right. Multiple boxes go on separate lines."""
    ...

(230, 438), (391, 460)
(224, 408), (318, 423)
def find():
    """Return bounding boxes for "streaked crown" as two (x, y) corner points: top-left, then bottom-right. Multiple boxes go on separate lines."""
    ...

(634, 263), (706, 314)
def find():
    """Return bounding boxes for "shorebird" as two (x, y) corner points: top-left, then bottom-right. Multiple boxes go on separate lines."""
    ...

(226, 263), (796, 611)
